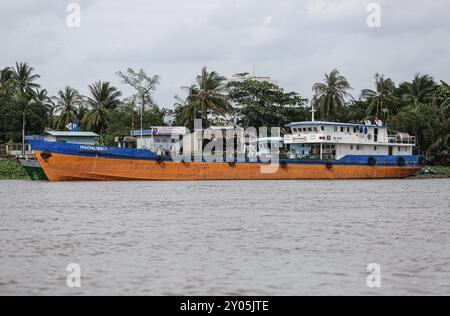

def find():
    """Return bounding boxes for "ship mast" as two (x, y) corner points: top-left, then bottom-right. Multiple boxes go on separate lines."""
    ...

(310, 104), (317, 122)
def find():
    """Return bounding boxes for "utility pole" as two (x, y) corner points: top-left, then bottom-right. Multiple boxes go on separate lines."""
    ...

(140, 106), (143, 148)
(22, 110), (25, 156)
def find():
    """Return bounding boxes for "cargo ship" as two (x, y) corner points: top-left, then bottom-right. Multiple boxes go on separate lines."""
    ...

(27, 120), (423, 181)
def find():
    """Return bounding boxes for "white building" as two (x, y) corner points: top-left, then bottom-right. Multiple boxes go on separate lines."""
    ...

(227, 73), (278, 85)
(131, 126), (188, 155)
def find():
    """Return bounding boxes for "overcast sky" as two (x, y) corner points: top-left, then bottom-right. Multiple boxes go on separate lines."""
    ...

(2, 0), (449, 107)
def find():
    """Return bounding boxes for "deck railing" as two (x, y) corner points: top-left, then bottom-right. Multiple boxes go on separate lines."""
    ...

(388, 135), (416, 145)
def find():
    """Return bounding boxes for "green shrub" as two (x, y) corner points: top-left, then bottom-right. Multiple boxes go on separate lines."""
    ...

(0, 159), (28, 179)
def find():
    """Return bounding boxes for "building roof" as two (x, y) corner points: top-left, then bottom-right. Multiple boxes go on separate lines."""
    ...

(44, 131), (99, 137)
(286, 121), (387, 128)
(131, 126), (188, 136)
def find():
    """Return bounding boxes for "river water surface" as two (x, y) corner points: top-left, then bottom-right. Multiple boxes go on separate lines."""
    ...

(0, 179), (449, 296)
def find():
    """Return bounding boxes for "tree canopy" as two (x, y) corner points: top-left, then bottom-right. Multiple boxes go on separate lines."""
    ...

(0, 62), (449, 165)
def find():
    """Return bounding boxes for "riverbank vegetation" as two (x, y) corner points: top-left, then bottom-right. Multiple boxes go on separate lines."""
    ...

(0, 159), (27, 180)
(0, 63), (449, 165)
(429, 165), (450, 176)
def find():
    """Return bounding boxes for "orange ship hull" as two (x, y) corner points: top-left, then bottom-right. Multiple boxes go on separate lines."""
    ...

(35, 151), (421, 181)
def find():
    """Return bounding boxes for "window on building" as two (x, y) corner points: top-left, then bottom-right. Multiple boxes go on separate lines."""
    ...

(350, 145), (354, 150)
(374, 146), (377, 151)
(321, 126), (325, 131)
(341, 127), (344, 132)
(347, 127), (350, 133)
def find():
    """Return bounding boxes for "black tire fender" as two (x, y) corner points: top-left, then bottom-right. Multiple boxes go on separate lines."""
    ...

(397, 157), (406, 167)
(40, 149), (52, 160)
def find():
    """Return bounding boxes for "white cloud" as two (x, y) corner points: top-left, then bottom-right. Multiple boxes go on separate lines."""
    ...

(1, 0), (449, 107)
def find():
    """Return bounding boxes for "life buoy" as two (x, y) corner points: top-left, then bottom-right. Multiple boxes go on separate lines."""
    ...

(326, 160), (333, 170)
(368, 157), (377, 166)
(397, 157), (406, 167)
(40, 149), (52, 160)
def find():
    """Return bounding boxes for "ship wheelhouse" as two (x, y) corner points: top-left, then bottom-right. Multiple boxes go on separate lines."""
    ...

(284, 121), (416, 161)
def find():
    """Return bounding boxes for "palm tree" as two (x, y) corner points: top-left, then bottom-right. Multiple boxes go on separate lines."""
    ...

(10, 62), (41, 155)
(174, 85), (201, 127)
(83, 81), (122, 135)
(312, 69), (352, 121)
(443, 99), (450, 119)
(0, 67), (13, 96)
(53, 86), (82, 130)
(402, 73), (436, 106)
(184, 67), (230, 127)
(33, 89), (54, 131)
(360, 73), (396, 121)
(10, 62), (40, 97)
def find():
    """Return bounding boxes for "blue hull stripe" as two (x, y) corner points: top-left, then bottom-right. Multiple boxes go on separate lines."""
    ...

(28, 140), (422, 167)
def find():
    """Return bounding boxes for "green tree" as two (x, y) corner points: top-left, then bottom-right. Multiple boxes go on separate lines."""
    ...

(53, 86), (82, 130)
(227, 79), (308, 128)
(401, 73), (436, 106)
(83, 81), (122, 136)
(117, 68), (160, 133)
(390, 104), (442, 158)
(32, 89), (53, 132)
(429, 119), (450, 165)
(180, 67), (230, 127)
(312, 69), (352, 121)
(0, 67), (13, 96)
(432, 81), (450, 119)
(116, 68), (160, 111)
(173, 85), (201, 128)
(360, 73), (396, 121)
(10, 62), (41, 154)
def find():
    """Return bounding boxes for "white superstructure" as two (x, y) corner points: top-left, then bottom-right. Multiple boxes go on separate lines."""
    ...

(284, 121), (415, 160)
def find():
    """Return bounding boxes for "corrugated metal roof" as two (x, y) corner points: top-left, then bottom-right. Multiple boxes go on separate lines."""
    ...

(44, 131), (99, 137)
